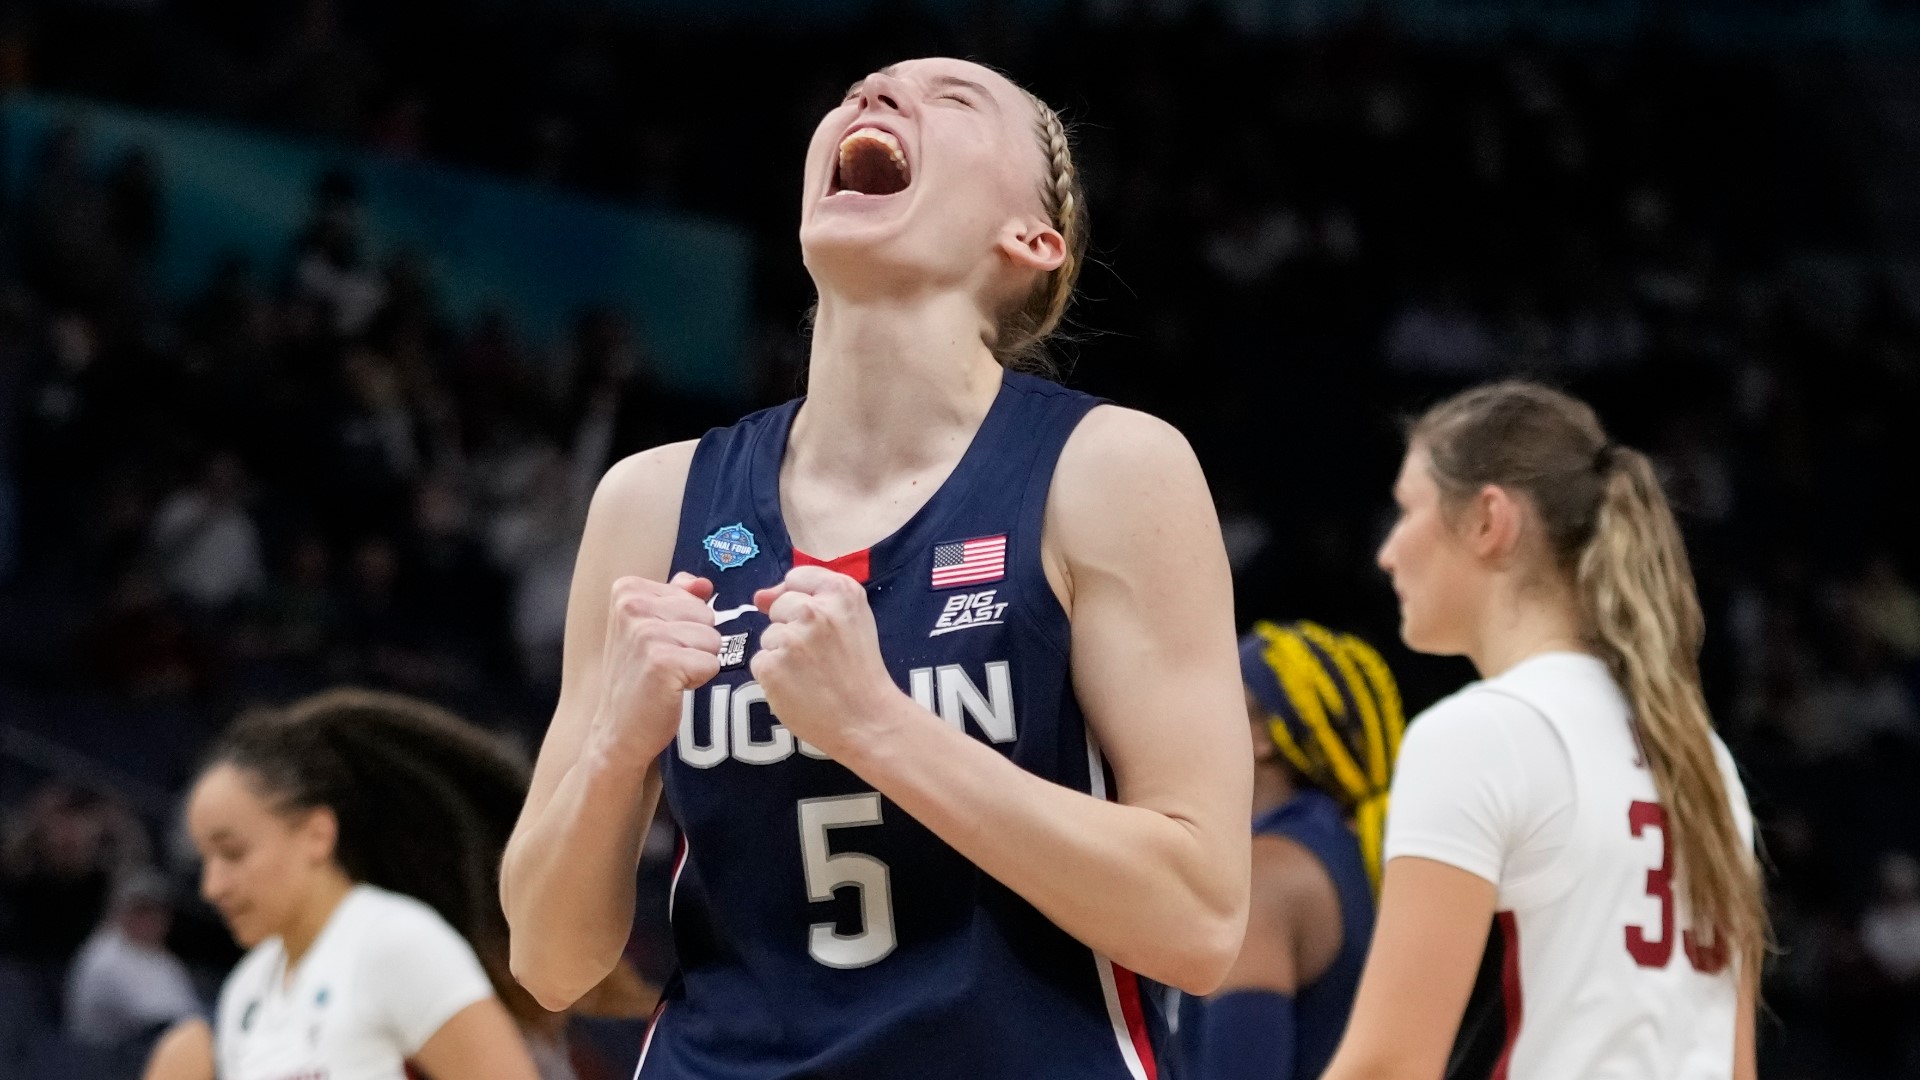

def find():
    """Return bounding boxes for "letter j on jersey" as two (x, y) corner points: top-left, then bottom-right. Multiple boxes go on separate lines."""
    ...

(704, 524), (760, 571)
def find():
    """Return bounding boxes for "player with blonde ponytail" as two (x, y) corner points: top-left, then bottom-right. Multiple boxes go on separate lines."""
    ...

(503, 58), (1248, 1080)
(1322, 380), (1765, 1080)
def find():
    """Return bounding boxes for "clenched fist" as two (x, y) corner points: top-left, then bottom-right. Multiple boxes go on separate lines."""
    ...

(588, 572), (722, 765)
(750, 565), (905, 761)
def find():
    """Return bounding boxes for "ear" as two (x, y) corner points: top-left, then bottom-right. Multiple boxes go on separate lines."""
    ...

(996, 215), (1066, 274)
(294, 806), (340, 868)
(1467, 484), (1526, 563)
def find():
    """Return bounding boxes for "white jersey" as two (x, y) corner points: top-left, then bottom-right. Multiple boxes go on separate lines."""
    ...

(214, 884), (495, 1080)
(1385, 652), (1753, 1080)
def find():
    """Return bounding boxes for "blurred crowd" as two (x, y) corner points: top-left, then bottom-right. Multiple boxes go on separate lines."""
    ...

(1, 2), (1918, 1078)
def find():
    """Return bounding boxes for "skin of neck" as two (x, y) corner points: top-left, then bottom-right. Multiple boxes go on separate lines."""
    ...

(279, 865), (355, 971)
(1463, 563), (1590, 679)
(792, 284), (1008, 490)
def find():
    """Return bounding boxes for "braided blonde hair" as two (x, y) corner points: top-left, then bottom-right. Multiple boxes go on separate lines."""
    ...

(997, 89), (1087, 376)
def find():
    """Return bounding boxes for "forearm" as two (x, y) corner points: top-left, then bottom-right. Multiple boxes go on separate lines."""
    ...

(840, 692), (1242, 993)
(502, 726), (659, 1009)
(141, 1018), (213, 1080)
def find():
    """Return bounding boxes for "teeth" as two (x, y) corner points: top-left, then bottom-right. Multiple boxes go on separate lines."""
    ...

(839, 128), (907, 171)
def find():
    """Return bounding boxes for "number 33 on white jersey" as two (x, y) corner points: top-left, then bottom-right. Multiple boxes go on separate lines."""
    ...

(1386, 653), (1752, 1080)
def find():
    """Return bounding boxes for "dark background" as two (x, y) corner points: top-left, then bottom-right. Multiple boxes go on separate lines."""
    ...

(1, 1), (1917, 1077)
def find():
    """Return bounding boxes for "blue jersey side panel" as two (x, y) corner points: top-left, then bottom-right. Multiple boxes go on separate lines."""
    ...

(644, 372), (1167, 1080)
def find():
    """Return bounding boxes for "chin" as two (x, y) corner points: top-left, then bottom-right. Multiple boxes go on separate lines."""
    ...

(1397, 611), (1443, 656)
(223, 915), (265, 949)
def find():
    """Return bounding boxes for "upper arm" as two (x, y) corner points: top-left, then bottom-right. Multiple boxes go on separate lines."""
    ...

(514, 441), (697, 835)
(1216, 834), (1343, 996)
(1325, 857), (1498, 1080)
(141, 1017), (214, 1080)
(1048, 407), (1249, 852)
(410, 999), (541, 1080)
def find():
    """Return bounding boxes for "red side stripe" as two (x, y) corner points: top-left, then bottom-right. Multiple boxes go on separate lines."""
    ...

(793, 547), (871, 584)
(1492, 912), (1524, 1080)
(1109, 963), (1160, 1080)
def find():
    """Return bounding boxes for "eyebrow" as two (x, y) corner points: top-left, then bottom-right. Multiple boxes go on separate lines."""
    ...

(843, 71), (1002, 112)
(930, 75), (1001, 110)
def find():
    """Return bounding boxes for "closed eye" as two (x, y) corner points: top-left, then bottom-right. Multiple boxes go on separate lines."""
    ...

(939, 92), (976, 107)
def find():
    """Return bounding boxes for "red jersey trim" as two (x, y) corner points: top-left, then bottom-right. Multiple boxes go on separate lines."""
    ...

(793, 547), (871, 584)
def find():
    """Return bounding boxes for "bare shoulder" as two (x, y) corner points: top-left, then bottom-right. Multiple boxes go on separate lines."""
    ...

(1055, 405), (1204, 493)
(1049, 406), (1214, 551)
(580, 440), (700, 582)
(593, 440), (700, 516)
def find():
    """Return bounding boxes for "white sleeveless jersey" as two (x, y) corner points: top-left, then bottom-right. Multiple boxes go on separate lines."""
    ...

(214, 884), (495, 1080)
(1386, 653), (1753, 1080)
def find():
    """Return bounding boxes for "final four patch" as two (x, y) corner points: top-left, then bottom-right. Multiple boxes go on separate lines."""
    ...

(704, 523), (760, 571)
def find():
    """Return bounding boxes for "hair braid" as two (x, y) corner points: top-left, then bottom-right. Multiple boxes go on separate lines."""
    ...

(995, 89), (1088, 376)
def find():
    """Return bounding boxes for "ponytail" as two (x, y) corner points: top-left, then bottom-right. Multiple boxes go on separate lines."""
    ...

(1412, 381), (1768, 976)
(1578, 448), (1768, 975)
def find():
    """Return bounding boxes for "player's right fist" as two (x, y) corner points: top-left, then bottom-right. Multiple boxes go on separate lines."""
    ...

(591, 572), (721, 761)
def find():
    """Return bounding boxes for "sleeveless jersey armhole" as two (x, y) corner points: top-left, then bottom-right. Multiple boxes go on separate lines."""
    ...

(1008, 393), (1103, 659)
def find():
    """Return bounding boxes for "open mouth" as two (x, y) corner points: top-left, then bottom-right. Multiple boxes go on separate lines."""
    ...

(831, 127), (911, 197)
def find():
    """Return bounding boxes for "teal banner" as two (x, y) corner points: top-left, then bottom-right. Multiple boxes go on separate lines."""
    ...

(1, 94), (753, 400)
(532, 0), (1920, 46)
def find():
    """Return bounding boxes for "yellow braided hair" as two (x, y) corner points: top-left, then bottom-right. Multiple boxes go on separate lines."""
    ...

(1243, 620), (1408, 892)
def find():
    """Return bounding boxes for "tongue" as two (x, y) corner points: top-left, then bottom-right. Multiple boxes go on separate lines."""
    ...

(839, 139), (909, 196)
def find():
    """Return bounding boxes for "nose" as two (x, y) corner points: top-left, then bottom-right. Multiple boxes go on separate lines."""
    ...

(853, 72), (910, 116)
(200, 861), (225, 905)
(1376, 529), (1396, 575)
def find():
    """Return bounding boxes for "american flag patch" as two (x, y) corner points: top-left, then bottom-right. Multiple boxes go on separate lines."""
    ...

(930, 535), (1007, 589)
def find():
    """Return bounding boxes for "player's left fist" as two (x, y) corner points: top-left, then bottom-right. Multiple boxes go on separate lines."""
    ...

(750, 565), (901, 757)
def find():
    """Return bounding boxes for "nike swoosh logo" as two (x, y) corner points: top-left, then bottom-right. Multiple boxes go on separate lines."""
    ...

(709, 600), (758, 625)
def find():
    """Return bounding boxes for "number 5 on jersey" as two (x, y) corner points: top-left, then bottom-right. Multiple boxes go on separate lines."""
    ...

(798, 794), (898, 968)
(1625, 800), (1729, 974)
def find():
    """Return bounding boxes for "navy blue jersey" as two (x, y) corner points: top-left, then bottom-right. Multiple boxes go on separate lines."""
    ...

(641, 371), (1169, 1080)
(1172, 790), (1372, 1080)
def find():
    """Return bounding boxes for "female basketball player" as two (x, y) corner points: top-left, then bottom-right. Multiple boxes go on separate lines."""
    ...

(1173, 621), (1403, 1080)
(141, 689), (553, 1080)
(501, 58), (1251, 1080)
(1319, 382), (1766, 1080)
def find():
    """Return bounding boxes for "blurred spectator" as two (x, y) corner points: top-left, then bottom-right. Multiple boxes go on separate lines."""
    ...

(85, 569), (214, 699)
(0, 781), (149, 970)
(234, 532), (341, 664)
(1864, 852), (1920, 985)
(291, 170), (384, 336)
(63, 871), (201, 1048)
(1853, 554), (1920, 663)
(148, 452), (264, 613)
(486, 443), (585, 684)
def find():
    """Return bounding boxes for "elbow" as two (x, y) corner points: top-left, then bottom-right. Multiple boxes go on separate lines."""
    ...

(1153, 908), (1247, 997)
(507, 932), (605, 1014)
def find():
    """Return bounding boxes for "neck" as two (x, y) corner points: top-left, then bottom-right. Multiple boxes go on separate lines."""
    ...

(794, 290), (1003, 487)
(1250, 760), (1298, 819)
(1467, 574), (1590, 678)
(280, 871), (354, 971)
